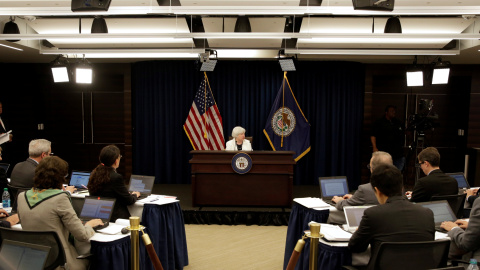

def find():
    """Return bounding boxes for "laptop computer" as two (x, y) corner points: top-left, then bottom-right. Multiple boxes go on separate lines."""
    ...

(416, 200), (457, 232)
(343, 205), (373, 232)
(446, 172), (470, 189)
(79, 196), (116, 231)
(128, 175), (155, 199)
(319, 176), (349, 206)
(0, 239), (50, 270)
(0, 163), (10, 174)
(69, 171), (91, 190)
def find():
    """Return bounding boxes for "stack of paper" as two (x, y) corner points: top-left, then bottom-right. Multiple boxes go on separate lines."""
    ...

(138, 194), (179, 205)
(294, 197), (330, 209)
(319, 223), (352, 241)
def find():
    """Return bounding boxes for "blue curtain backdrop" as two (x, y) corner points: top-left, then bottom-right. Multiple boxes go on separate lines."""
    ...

(132, 60), (365, 188)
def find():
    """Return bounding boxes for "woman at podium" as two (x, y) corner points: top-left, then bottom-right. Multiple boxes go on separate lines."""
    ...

(225, 126), (252, 151)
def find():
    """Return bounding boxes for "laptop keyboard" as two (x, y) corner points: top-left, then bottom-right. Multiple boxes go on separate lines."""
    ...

(323, 199), (336, 206)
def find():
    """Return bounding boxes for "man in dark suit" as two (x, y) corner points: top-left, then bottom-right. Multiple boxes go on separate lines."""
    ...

(406, 147), (458, 202)
(10, 139), (52, 189)
(348, 164), (435, 269)
(332, 151), (393, 210)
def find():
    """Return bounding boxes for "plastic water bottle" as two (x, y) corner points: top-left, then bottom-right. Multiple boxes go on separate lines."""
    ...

(468, 259), (479, 270)
(2, 188), (9, 208)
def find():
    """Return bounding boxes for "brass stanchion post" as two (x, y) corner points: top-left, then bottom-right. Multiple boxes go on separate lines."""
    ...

(308, 223), (321, 270)
(129, 216), (142, 270)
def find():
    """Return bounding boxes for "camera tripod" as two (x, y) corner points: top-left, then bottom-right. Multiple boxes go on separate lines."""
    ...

(408, 130), (428, 184)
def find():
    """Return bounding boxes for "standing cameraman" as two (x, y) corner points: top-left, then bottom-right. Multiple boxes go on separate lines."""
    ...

(371, 105), (405, 171)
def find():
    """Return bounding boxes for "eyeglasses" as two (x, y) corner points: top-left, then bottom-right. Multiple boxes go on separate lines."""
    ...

(119, 155), (123, 159)
(367, 164), (371, 170)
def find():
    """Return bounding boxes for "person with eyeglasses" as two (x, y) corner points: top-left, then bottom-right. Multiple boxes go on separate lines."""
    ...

(87, 145), (140, 222)
(405, 147), (458, 202)
(10, 139), (52, 191)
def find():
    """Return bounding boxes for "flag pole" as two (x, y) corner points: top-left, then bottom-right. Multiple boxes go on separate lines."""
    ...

(203, 72), (208, 139)
(281, 71), (287, 147)
(204, 71), (217, 105)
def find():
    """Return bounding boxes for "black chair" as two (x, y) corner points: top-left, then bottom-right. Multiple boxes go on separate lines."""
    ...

(0, 227), (66, 270)
(431, 193), (467, 218)
(7, 184), (29, 213)
(429, 267), (465, 270)
(342, 239), (450, 270)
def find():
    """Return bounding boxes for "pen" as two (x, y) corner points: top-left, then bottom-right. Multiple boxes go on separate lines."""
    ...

(81, 184), (88, 189)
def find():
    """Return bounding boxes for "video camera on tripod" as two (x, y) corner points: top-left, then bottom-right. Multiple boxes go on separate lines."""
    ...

(407, 99), (439, 135)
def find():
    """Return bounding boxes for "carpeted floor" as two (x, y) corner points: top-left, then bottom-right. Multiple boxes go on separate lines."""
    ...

(183, 224), (288, 270)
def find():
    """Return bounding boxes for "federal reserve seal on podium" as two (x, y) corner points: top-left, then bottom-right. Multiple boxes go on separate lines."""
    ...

(231, 152), (253, 174)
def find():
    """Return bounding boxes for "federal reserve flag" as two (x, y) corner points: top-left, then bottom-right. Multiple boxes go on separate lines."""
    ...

(263, 73), (310, 161)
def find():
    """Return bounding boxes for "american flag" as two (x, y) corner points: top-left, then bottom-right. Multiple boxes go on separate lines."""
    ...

(183, 76), (225, 150)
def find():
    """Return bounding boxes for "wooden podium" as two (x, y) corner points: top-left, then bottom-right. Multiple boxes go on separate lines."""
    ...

(189, 150), (295, 207)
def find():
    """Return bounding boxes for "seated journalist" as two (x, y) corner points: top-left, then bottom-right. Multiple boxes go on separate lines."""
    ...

(332, 151), (392, 210)
(348, 164), (435, 269)
(88, 145), (140, 222)
(225, 126), (252, 151)
(405, 147), (458, 202)
(17, 156), (103, 270)
(441, 197), (480, 263)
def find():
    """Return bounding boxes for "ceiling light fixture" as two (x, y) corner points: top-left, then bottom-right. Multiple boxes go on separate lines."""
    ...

(278, 50), (296, 71)
(384, 16), (402, 33)
(3, 16), (20, 42)
(406, 56), (423, 87)
(352, 0), (395, 11)
(91, 16), (108, 33)
(284, 49), (459, 56)
(432, 57), (450, 84)
(234, 16), (251, 32)
(199, 50), (218, 72)
(51, 55), (71, 83)
(75, 55), (92, 84)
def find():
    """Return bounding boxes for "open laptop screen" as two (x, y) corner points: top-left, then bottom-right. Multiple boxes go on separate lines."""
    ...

(79, 197), (115, 222)
(319, 177), (349, 198)
(128, 175), (155, 194)
(0, 239), (50, 270)
(446, 173), (469, 189)
(344, 206), (372, 229)
(416, 200), (457, 224)
(69, 171), (91, 189)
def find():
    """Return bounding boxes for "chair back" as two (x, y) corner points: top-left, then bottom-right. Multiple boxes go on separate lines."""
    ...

(371, 239), (450, 270)
(431, 193), (466, 218)
(7, 184), (30, 212)
(228, 136), (253, 145)
(0, 227), (66, 270)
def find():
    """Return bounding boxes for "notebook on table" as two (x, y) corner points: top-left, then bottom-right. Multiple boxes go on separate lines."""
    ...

(446, 172), (470, 189)
(69, 171), (91, 191)
(318, 176), (349, 206)
(0, 239), (50, 270)
(79, 196), (116, 231)
(416, 200), (457, 232)
(127, 175), (155, 199)
(0, 163), (10, 174)
(343, 205), (373, 232)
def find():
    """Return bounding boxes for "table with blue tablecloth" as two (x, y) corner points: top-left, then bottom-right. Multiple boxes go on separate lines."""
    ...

(88, 200), (189, 270)
(284, 200), (365, 270)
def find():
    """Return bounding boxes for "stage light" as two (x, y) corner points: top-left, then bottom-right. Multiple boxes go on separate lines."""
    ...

(406, 56), (423, 87)
(234, 16), (251, 32)
(3, 17), (20, 42)
(51, 56), (71, 83)
(278, 50), (296, 71)
(199, 50), (217, 72)
(384, 17), (402, 33)
(432, 58), (450, 84)
(91, 16), (108, 33)
(75, 55), (92, 84)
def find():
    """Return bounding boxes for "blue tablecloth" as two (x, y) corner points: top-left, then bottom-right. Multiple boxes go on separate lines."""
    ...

(91, 202), (189, 270)
(283, 202), (329, 270)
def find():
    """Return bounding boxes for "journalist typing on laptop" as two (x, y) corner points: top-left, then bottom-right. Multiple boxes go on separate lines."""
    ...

(17, 156), (103, 270)
(87, 145), (140, 222)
